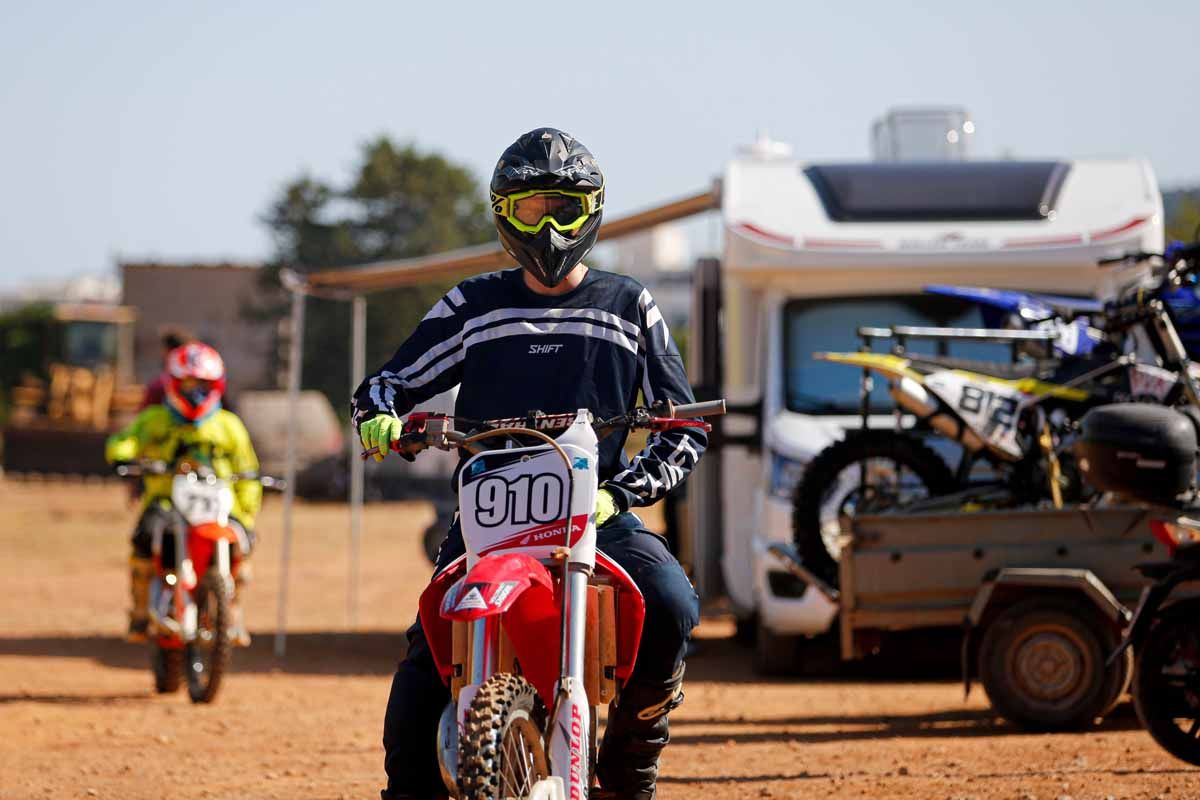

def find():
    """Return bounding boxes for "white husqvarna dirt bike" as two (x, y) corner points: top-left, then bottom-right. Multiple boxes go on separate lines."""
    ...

(363, 400), (723, 799)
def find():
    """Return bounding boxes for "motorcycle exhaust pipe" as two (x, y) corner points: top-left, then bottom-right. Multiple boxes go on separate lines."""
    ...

(890, 377), (986, 452)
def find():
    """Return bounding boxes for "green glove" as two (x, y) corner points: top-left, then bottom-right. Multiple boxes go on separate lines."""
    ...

(106, 436), (139, 464)
(359, 414), (404, 463)
(595, 488), (619, 528)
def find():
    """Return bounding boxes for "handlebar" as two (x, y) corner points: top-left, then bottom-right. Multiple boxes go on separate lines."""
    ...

(361, 400), (727, 460)
(113, 460), (285, 490)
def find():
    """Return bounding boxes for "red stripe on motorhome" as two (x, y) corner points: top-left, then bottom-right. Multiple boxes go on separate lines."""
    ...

(733, 222), (794, 244)
(1089, 215), (1151, 241)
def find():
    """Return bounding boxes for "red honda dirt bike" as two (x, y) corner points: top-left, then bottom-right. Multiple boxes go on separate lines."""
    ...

(115, 459), (281, 703)
(363, 400), (724, 799)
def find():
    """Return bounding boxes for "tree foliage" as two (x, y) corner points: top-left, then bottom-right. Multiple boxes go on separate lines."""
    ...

(1165, 190), (1200, 243)
(259, 137), (495, 409)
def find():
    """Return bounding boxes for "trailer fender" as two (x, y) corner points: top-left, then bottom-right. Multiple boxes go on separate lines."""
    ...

(959, 567), (1131, 698)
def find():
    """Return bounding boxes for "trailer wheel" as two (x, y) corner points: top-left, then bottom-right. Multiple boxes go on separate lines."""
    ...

(754, 619), (798, 676)
(978, 597), (1122, 731)
(792, 432), (954, 587)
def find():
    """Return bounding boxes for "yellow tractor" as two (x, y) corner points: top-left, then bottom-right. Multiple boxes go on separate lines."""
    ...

(1, 303), (144, 475)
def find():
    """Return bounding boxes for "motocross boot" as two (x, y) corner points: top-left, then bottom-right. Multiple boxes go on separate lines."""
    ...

(127, 556), (154, 642)
(595, 663), (685, 800)
(231, 563), (252, 647)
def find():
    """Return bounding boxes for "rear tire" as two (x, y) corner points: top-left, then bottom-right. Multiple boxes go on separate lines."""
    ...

(1133, 599), (1200, 765)
(978, 597), (1122, 731)
(459, 673), (550, 799)
(186, 572), (232, 704)
(152, 646), (183, 694)
(792, 432), (955, 587)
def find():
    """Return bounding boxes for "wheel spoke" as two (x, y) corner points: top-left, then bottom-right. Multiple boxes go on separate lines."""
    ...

(1187, 717), (1200, 738)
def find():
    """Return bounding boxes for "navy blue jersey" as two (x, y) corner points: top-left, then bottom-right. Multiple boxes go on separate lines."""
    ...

(352, 267), (706, 510)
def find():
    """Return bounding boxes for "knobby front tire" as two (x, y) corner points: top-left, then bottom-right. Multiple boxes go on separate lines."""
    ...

(458, 673), (551, 799)
(186, 572), (232, 704)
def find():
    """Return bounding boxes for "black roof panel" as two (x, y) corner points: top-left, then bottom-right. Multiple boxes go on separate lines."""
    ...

(803, 161), (1070, 222)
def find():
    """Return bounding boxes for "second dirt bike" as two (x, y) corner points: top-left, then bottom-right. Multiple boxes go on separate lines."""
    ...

(116, 459), (279, 703)
(793, 241), (1200, 586)
(365, 400), (723, 799)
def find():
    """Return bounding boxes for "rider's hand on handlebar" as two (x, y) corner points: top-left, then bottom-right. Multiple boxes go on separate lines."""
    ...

(595, 488), (618, 528)
(106, 437), (139, 464)
(359, 414), (410, 463)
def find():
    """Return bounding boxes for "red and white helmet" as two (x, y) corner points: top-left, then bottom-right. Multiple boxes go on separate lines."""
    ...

(163, 342), (226, 422)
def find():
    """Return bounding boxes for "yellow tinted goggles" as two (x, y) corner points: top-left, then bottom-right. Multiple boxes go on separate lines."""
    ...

(490, 188), (603, 234)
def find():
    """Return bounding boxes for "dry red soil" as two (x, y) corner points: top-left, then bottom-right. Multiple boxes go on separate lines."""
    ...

(2, 480), (1197, 799)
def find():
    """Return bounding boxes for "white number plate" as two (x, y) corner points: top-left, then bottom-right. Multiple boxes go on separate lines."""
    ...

(458, 445), (594, 561)
(171, 474), (233, 526)
(925, 371), (1025, 459)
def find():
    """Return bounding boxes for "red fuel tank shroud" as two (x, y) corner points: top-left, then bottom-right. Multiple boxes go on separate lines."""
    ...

(187, 522), (240, 587)
(418, 550), (646, 705)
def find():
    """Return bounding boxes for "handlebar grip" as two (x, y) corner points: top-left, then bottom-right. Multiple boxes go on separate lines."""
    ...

(671, 399), (727, 418)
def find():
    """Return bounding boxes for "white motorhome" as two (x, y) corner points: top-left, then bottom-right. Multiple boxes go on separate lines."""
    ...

(685, 146), (1164, 658)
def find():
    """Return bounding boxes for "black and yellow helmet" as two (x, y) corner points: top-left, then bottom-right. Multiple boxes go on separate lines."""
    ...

(490, 128), (604, 288)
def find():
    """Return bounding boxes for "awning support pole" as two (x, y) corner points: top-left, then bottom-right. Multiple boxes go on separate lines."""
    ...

(274, 283), (306, 659)
(348, 294), (366, 628)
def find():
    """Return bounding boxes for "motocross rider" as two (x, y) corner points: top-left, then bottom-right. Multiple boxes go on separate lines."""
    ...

(105, 342), (262, 645)
(355, 128), (707, 800)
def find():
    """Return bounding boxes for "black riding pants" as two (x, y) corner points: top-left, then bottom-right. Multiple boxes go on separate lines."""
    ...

(380, 512), (700, 800)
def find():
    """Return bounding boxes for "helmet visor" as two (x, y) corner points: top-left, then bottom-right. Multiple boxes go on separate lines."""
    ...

(492, 188), (602, 235)
(179, 377), (217, 406)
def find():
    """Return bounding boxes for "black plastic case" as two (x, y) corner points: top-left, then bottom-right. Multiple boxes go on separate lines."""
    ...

(1076, 404), (1197, 504)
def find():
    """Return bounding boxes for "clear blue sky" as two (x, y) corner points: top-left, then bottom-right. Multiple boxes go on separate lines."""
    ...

(1, 1), (1197, 288)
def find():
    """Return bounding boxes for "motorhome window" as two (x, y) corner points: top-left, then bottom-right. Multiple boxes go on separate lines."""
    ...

(784, 295), (1013, 415)
(803, 161), (1069, 221)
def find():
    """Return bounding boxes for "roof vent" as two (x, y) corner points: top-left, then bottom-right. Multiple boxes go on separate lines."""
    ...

(871, 107), (975, 162)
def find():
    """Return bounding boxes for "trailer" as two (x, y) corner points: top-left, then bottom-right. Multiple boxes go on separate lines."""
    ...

(768, 504), (1166, 729)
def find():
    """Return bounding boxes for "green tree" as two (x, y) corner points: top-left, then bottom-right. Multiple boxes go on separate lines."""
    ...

(259, 137), (495, 408)
(1166, 191), (1200, 243)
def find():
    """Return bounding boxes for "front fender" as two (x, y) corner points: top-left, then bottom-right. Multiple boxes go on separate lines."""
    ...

(443, 553), (555, 622)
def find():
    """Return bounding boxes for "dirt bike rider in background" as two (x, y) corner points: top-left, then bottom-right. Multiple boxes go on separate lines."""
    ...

(105, 342), (262, 645)
(355, 128), (707, 800)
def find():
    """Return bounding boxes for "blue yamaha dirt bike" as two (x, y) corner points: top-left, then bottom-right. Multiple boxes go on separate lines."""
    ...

(927, 239), (1200, 360)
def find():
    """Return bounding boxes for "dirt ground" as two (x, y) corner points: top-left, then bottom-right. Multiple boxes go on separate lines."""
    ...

(2, 479), (1198, 800)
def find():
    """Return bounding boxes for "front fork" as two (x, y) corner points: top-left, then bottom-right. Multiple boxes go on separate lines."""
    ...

(149, 521), (197, 642)
(443, 568), (593, 798)
(547, 568), (591, 799)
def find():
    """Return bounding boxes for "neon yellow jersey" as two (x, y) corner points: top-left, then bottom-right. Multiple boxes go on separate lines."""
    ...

(105, 406), (263, 530)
